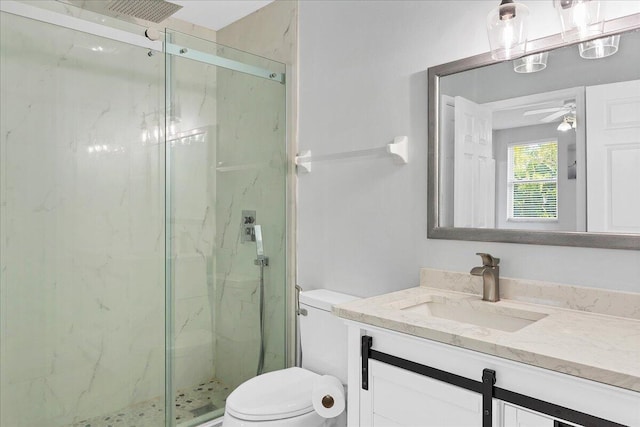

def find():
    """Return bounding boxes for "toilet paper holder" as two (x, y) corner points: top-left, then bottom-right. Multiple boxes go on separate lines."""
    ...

(322, 395), (334, 409)
(312, 375), (346, 418)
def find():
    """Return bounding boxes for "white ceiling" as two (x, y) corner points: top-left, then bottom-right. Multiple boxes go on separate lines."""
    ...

(170, 0), (275, 31)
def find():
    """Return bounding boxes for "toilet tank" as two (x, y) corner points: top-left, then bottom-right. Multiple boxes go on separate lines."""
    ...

(298, 289), (360, 384)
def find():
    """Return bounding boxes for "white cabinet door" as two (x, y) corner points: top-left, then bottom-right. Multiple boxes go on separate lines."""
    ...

(348, 325), (640, 427)
(502, 404), (555, 427)
(586, 79), (640, 233)
(454, 96), (495, 228)
(361, 360), (489, 427)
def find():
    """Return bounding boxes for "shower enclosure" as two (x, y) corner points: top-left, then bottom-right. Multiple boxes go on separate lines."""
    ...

(0, 3), (288, 426)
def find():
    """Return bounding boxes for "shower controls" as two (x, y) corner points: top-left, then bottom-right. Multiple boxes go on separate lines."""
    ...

(241, 210), (256, 243)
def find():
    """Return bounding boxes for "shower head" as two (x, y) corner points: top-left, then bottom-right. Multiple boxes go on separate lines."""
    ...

(252, 225), (269, 267)
(253, 225), (265, 258)
(58, 0), (183, 24)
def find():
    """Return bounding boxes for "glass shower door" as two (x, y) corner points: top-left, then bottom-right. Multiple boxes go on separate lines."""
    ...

(0, 8), (287, 426)
(164, 30), (287, 426)
(0, 10), (166, 427)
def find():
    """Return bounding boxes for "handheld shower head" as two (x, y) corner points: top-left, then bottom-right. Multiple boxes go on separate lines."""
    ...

(253, 225), (264, 257)
(253, 225), (268, 266)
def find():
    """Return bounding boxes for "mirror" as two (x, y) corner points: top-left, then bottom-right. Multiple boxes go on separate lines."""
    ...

(428, 15), (640, 250)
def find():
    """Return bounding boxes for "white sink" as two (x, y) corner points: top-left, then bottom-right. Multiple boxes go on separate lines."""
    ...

(393, 296), (547, 333)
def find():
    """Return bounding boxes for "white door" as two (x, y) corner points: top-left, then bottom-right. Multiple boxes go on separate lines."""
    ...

(586, 79), (640, 233)
(440, 95), (455, 227)
(454, 96), (495, 228)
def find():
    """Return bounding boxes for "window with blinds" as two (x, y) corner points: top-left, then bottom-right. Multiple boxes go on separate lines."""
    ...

(507, 141), (558, 220)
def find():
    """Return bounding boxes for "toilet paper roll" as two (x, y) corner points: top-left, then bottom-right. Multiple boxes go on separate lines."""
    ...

(312, 375), (346, 419)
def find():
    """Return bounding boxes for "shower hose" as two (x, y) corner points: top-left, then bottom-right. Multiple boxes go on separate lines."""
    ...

(257, 260), (266, 376)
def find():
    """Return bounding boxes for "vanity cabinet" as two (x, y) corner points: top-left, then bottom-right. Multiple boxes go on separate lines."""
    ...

(346, 322), (639, 427)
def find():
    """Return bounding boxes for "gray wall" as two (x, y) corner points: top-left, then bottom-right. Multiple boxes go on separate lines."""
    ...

(297, 0), (640, 297)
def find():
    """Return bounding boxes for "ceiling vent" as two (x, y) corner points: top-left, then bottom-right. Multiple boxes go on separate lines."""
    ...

(58, 0), (183, 24)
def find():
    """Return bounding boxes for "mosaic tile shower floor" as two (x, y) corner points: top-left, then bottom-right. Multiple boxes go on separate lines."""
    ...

(70, 378), (229, 427)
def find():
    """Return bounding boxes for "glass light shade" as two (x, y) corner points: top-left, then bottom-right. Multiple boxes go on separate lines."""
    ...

(579, 34), (620, 59)
(554, 0), (604, 42)
(487, 2), (529, 61)
(557, 118), (572, 132)
(513, 52), (548, 73)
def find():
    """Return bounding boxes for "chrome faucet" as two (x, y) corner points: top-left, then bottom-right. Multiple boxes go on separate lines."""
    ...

(470, 253), (500, 302)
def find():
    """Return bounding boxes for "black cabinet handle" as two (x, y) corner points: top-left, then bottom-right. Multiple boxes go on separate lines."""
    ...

(482, 369), (496, 427)
(361, 335), (372, 390)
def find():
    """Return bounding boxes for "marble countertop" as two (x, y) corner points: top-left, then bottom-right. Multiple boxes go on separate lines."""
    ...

(334, 277), (640, 392)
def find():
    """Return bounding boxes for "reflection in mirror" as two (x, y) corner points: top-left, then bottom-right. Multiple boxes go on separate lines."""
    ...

(428, 17), (640, 249)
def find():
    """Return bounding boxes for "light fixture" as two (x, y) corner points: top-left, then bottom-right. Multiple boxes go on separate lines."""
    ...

(513, 52), (548, 73)
(557, 116), (575, 132)
(141, 112), (164, 145)
(486, 0), (529, 60)
(141, 115), (149, 144)
(168, 115), (181, 137)
(579, 34), (620, 59)
(553, 0), (604, 43)
(167, 103), (181, 138)
(140, 108), (182, 145)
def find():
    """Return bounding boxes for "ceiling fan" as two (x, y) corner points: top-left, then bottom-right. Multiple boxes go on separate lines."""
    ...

(523, 101), (576, 123)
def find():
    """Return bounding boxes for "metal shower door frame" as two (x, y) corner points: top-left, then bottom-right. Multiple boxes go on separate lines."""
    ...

(0, 1), (286, 84)
(164, 41), (284, 84)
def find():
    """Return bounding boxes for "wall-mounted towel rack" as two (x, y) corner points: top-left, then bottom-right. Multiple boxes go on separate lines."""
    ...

(295, 136), (408, 173)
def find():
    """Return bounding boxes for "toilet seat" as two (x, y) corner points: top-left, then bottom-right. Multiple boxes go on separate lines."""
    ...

(225, 367), (320, 422)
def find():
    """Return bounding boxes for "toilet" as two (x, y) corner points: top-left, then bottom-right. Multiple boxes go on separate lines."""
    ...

(222, 289), (359, 427)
